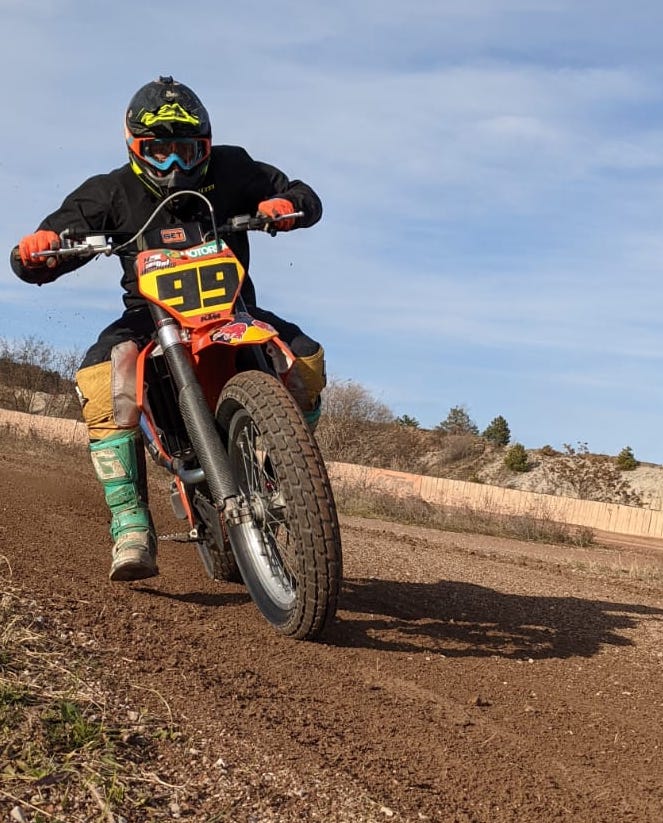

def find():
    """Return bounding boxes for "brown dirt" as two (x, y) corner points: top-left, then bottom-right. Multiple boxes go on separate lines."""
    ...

(2, 440), (663, 822)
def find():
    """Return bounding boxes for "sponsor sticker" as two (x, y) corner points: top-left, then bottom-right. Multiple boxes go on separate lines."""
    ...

(161, 227), (187, 244)
(187, 241), (226, 259)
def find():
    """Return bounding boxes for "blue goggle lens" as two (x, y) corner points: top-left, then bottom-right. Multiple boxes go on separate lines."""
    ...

(141, 138), (208, 172)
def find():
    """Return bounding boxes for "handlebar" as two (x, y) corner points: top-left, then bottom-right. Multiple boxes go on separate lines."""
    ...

(31, 233), (114, 262)
(29, 210), (305, 263)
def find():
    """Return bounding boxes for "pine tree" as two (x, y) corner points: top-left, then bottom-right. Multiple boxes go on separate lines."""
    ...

(482, 415), (511, 446)
(436, 405), (479, 435)
(616, 445), (638, 471)
(504, 443), (529, 473)
(396, 414), (421, 428)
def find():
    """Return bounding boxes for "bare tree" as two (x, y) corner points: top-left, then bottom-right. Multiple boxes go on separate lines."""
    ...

(317, 378), (399, 466)
(0, 337), (82, 419)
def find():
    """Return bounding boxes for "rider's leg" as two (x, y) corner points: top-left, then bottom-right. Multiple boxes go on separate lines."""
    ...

(88, 428), (157, 581)
(248, 308), (326, 431)
(284, 335), (326, 432)
(76, 310), (157, 581)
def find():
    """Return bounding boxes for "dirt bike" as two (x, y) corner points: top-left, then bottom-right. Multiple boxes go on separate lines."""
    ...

(29, 192), (343, 641)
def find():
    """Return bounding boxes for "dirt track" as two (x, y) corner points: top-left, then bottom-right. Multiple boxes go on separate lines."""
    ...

(2, 441), (663, 822)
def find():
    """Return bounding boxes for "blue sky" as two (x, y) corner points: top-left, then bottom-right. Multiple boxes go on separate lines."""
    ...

(4, 1), (663, 461)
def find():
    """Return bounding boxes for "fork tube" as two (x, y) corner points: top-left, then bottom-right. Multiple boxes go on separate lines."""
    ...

(150, 305), (238, 506)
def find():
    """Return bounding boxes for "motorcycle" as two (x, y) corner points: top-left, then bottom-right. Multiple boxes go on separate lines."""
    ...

(28, 192), (343, 641)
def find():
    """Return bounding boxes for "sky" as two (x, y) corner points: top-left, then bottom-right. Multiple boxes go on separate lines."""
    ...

(4, 1), (663, 461)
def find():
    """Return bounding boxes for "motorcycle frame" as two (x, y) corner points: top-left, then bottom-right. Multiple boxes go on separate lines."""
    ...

(134, 248), (297, 528)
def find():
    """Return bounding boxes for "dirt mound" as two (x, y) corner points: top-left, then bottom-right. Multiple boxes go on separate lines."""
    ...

(473, 447), (663, 506)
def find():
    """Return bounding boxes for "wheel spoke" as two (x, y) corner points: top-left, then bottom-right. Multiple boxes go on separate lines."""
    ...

(232, 414), (297, 595)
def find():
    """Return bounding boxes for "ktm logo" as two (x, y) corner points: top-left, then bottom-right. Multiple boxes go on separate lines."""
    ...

(161, 228), (186, 244)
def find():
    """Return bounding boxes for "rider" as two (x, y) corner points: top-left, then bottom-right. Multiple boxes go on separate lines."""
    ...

(10, 76), (326, 583)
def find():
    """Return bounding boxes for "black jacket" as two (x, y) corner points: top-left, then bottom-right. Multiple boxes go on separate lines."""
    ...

(10, 145), (322, 309)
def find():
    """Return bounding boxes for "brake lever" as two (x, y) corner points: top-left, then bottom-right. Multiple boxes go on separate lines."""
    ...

(227, 211), (304, 234)
(264, 211), (305, 236)
(30, 235), (113, 262)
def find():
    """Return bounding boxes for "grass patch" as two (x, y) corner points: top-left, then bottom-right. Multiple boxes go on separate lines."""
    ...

(333, 481), (594, 547)
(0, 584), (185, 822)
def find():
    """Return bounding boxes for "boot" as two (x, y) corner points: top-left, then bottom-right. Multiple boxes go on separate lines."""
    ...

(285, 347), (326, 433)
(89, 429), (158, 582)
(301, 398), (322, 432)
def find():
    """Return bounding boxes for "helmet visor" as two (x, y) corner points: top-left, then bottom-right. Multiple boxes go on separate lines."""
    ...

(131, 137), (211, 173)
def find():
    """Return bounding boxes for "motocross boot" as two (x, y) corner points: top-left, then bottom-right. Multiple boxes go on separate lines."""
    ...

(286, 346), (326, 433)
(89, 429), (158, 582)
(301, 398), (322, 432)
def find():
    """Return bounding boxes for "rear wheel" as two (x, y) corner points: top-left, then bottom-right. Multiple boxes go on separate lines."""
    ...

(216, 371), (342, 640)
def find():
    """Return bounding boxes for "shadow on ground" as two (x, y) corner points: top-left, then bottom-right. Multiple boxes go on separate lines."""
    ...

(327, 577), (663, 659)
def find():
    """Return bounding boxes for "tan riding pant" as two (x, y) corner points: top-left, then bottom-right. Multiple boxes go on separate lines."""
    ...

(76, 340), (326, 440)
(75, 341), (140, 440)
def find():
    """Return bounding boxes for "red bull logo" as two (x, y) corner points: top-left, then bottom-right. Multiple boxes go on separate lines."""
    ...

(253, 319), (277, 334)
(212, 322), (248, 342)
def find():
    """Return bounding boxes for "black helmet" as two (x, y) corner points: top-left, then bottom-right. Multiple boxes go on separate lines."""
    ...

(125, 76), (212, 197)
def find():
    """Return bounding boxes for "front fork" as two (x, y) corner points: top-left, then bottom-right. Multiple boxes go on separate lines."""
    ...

(149, 305), (261, 541)
(150, 304), (237, 507)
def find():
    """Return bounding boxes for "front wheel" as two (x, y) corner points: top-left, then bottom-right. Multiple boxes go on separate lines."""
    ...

(216, 371), (342, 640)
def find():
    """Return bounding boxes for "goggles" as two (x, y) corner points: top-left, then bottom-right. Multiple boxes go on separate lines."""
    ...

(130, 136), (211, 172)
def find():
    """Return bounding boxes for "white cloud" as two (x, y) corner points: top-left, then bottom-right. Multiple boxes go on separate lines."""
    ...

(4, 2), (663, 458)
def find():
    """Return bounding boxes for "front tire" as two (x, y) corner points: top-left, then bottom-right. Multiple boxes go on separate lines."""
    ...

(216, 371), (342, 640)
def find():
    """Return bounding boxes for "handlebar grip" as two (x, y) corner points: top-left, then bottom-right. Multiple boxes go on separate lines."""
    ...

(10, 245), (57, 273)
(9, 246), (55, 269)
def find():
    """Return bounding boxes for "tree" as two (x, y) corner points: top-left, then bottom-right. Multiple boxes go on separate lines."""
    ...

(396, 414), (420, 428)
(0, 336), (82, 418)
(616, 446), (638, 471)
(435, 405), (479, 435)
(543, 442), (642, 505)
(504, 443), (529, 473)
(316, 378), (396, 466)
(321, 378), (393, 423)
(482, 415), (511, 446)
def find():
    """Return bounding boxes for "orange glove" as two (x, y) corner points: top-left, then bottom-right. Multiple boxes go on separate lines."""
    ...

(257, 198), (297, 231)
(18, 230), (60, 267)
